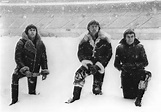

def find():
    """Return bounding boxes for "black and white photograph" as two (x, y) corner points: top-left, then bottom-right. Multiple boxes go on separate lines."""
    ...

(0, 0), (161, 112)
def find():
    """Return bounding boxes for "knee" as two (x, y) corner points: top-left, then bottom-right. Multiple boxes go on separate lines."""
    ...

(73, 68), (87, 87)
(74, 67), (87, 81)
(73, 72), (85, 87)
(139, 70), (152, 80)
(122, 88), (137, 99)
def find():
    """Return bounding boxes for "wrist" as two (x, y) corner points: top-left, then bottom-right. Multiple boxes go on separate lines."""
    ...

(41, 69), (49, 75)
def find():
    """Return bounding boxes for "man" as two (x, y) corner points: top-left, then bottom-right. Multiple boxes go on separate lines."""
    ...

(66, 20), (112, 103)
(10, 24), (49, 105)
(114, 29), (151, 107)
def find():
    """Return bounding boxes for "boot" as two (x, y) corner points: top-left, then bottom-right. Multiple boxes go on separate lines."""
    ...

(9, 84), (18, 106)
(135, 89), (145, 107)
(66, 86), (82, 103)
(135, 98), (142, 107)
(93, 86), (103, 95)
(28, 77), (37, 95)
(92, 82), (103, 95)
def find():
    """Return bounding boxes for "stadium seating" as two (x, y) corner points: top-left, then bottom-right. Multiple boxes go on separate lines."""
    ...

(0, 0), (161, 38)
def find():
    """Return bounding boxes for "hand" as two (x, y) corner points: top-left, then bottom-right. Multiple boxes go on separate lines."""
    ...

(89, 65), (99, 75)
(41, 69), (49, 80)
(32, 73), (41, 77)
(20, 66), (30, 74)
(42, 75), (47, 80)
(25, 71), (33, 77)
(20, 66), (33, 77)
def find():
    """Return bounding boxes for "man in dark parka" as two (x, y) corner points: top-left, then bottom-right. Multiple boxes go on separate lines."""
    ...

(66, 20), (112, 103)
(10, 24), (49, 105)
(114, 29), (151, 107)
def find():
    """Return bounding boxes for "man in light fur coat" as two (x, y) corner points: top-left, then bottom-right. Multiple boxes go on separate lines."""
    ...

(66, 20), (112, 103)
(10, 24), (49, 105)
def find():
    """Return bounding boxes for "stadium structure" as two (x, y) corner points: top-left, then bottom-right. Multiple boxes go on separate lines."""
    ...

(0, 0), (161, 39)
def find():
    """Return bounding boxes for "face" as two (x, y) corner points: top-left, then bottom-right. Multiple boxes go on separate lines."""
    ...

(89, 24), (99, 36)
(125, 33), (135, 45)
(28, 28), (36, 41)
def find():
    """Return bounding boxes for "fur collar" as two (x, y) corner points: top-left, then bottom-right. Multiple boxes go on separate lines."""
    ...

(21, 32), (42, 54)
(82, 31), (111, 44)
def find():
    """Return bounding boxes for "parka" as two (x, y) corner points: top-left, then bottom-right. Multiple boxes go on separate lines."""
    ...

(78, 31), (112, 67)
(114, 38), (148, 72)
(15, 32), (48, 73)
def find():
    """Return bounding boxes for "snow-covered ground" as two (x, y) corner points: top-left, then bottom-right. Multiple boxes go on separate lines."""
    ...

(0, 36), (161, 112)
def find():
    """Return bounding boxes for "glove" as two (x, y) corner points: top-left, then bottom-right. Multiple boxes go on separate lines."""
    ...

(42, 75), (47, 80)
(41, 69), (49, 80)
(88, 65), (100, 75)
(89, 65), (99, 75)
(25, 71), (33, 77)
(20, 66), (29, 74)
(20, 66), (32, 77)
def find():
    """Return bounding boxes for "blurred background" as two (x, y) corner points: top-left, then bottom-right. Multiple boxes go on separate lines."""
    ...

(0, 0), (161, 39)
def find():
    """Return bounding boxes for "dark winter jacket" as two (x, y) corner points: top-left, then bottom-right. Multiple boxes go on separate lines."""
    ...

(78, 31), (112, 67)
(15, 32), (48, 73)
(114, 38), (148, 72)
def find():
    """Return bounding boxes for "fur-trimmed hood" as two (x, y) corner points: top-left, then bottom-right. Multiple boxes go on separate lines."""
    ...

(22, 31), (41, 42)
(15, 31), (48, 72)
(21, 32), (43, 54)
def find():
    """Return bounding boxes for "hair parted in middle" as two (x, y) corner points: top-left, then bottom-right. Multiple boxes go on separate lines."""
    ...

(25, 24), (38, 35)
(87, 20), (101, 31)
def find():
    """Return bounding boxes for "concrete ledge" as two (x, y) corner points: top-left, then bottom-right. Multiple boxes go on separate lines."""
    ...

(1, 28), (161, 40)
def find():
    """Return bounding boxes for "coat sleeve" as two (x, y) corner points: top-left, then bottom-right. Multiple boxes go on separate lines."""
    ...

(77, 38), (92, 62)
(40, 42), (48, 69)
(15, 40), (25, 68)
(98, 42), (112, 67)
(114, 46), (122, 71)
(135, 44), (148, 69)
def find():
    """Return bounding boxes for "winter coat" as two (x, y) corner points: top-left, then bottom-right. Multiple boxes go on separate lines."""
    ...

(114, 38), (148, 72)
(78, 31), (112, 67)
(15, 32), (48, 73)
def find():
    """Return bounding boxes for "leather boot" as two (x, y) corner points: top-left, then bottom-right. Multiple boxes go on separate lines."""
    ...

(9, 84), (18, 106)
(135, 89), (145, 107)
(28, 77), (37, 95)
(66, 86), (82, 103)
(92, 81), (103, 95)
